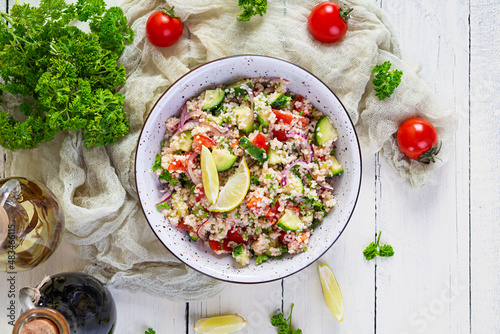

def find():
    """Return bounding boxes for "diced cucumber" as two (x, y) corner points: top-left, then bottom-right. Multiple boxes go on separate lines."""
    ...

(232, 244), (250, 266)
(283, 172), (304, 194)
(269, 92), (292, 109)
(238, 137), (268, 163)
(276, 210), (303, 232)
(202, 88), (225, 111)
(178, 130), (193, 152)
(267, 149), (282, 165)
(226, 81), (252, 96)
(264, 237), (280, 257)
(234, 106), (254, 133)
(212, 148), (237, 172)
(314, 116), (338, 147)
(329, 155), (344, 176)
(256, 107), (271, 127)
(187, 231), (199, 242)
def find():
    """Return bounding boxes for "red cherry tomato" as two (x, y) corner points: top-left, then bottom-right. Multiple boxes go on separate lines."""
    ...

(251, 132), (269, 151)
(308, 2), (353, 43)
(397, 118), (440, 163)
(167, 152), (191, 172)
(265, 200), (281, 224)
(146, 7), (183, 47)
(272, 129), (289, 142)
(227, 227), (248, 244)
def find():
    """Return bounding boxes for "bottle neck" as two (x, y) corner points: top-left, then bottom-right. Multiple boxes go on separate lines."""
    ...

(13, 308), (70, 334)
(0, 205), (8, 247)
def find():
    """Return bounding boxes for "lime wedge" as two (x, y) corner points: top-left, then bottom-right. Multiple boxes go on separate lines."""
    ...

(208, 157), (250, 212)
(194, 314), (248, 334)
(201, 146), (219, 205)
(318, 263), (344, 322)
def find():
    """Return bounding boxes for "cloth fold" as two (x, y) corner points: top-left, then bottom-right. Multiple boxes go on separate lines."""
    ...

(4, 0), (455, 301)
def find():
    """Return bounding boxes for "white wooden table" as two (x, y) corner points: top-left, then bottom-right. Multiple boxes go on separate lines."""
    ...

(1, 0), (498, 333)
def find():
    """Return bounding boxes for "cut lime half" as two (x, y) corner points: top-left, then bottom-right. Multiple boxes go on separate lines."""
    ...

(208, 157), (250, 212)
(318, 263), (344, 322)
(194, 314), (247, 334)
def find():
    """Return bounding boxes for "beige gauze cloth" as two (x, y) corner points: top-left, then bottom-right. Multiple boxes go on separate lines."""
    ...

(4, 0), (456, 300)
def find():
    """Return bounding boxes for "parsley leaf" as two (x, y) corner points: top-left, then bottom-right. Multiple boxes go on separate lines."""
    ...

(159, 170), (179, 186)
(271, 303), (302, 334)
(255, 254), (268, 265)
(236, 0), (267, 22)
(151, 154), (162, 171)
(145, 329), (156, 334)
(0, 0), (134, 150)
(363, 231), (395, 260)
(250, 175), (260, 185)
(371, 61), (403, 100)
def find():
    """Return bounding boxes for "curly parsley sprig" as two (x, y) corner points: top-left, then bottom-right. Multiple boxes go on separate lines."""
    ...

(0, 0), (134, 150)
(144, 329), (155, 334)
(271, 303), (303, 334)
(363, 231), (394, 260)
(371, 61), (403, 101)
(236, 0), (268, 22)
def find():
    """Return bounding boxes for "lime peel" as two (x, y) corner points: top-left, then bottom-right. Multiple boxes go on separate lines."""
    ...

(193, 313), (248, 334)
(318, 263), (344, 322)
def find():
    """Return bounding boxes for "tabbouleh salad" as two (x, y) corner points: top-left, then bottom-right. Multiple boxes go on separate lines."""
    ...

(152, 77), (343, 267)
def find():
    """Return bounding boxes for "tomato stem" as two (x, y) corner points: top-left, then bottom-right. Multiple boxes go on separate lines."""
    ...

(339, 4), (353, 23)
(161, 6), (179, 18)
(418, 141), (442, 164)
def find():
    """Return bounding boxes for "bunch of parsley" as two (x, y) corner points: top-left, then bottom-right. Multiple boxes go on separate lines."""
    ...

(271, 304), (303, 334)
(236, 0), (267, 21)
(363, 231), (394, 260)
(0, 0), (134, 150)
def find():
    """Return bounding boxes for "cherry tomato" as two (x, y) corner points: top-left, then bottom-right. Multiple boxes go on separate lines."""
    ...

(272, 109), (309, 127)
(397, 118), (440, 163)
(308, 2), (353, 43)
(177, 221), (195, 233)
(251, 132), (269, 151)
(265, 201), (281, 224)
(209, 239), (232, 252)
(146, 7), (183, 47)
(192, 134), (215, 153)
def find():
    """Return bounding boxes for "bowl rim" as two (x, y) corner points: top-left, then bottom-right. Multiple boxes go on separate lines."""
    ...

(134, 54), (362, 284)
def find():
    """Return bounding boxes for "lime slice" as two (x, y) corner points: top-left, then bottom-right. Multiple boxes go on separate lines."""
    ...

(194, 314), (248, 334)
(201, 146), (219, 205)
(318, 263), (344, 322)
(208, 157), (250, 212)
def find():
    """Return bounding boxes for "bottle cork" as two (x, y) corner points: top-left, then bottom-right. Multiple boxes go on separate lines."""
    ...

(20, 318), (59, 334)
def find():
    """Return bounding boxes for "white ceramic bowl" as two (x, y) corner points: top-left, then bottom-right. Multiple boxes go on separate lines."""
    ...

(135, 55), (362, 283)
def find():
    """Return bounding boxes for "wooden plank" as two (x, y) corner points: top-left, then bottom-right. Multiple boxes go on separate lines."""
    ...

(282, 153), (377, 333)
(376, 0), (471, 333)
(469, 0), (500, 333)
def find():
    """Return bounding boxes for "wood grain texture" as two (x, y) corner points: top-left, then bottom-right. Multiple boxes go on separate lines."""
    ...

(1, 0), (498, 333)
(470, 0), (500, 333)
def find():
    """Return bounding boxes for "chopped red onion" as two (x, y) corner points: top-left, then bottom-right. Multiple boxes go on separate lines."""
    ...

(243, 83), (254, 113)
(285, 130), (314, 163)
(280, 160), (312, 186)
(316, 181), (334, 191)
(172, 120), (200, 139)
(196, 214), (213, 240)
(187, 152), (201, 185)
(179, 104), (188, 128)
(156, 188), (173, 205)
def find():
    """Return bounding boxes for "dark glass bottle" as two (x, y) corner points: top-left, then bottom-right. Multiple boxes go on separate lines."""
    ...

(14, 272), (117, 334)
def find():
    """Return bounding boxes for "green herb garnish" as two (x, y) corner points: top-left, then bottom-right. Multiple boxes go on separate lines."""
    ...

(255, 254), (268, 265)
(371, 61), (403, 100)
(363, 231), (394, 260)
(236, 0), (267, 22)
(271, 303), (302, 334)
(151, 154), (162, 171)
(159, 169), (179, 186)
(145, 328), (156, 334)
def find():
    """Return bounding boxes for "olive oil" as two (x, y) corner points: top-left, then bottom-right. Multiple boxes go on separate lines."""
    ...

(0, 177), (65, 271)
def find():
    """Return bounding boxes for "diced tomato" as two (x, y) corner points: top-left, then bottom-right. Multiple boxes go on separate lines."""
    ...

(272, 129), (289, 142)
(177, 221), (195, 233)
(192, 134), (215, 153)
(227, 227), (248, 244)
(265, 201), (281, 224)
(294, 95), (312, 116)
(279, 231), (289, 244)
(246, 195), (261, 213)
(167, 152), (191, 172)
(286, 203), (301, 214)
(272, 109), (309, 127)
(194, 184), (205, 203)
(209, 239), (232, 252)
(251, 132), (269, 151)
